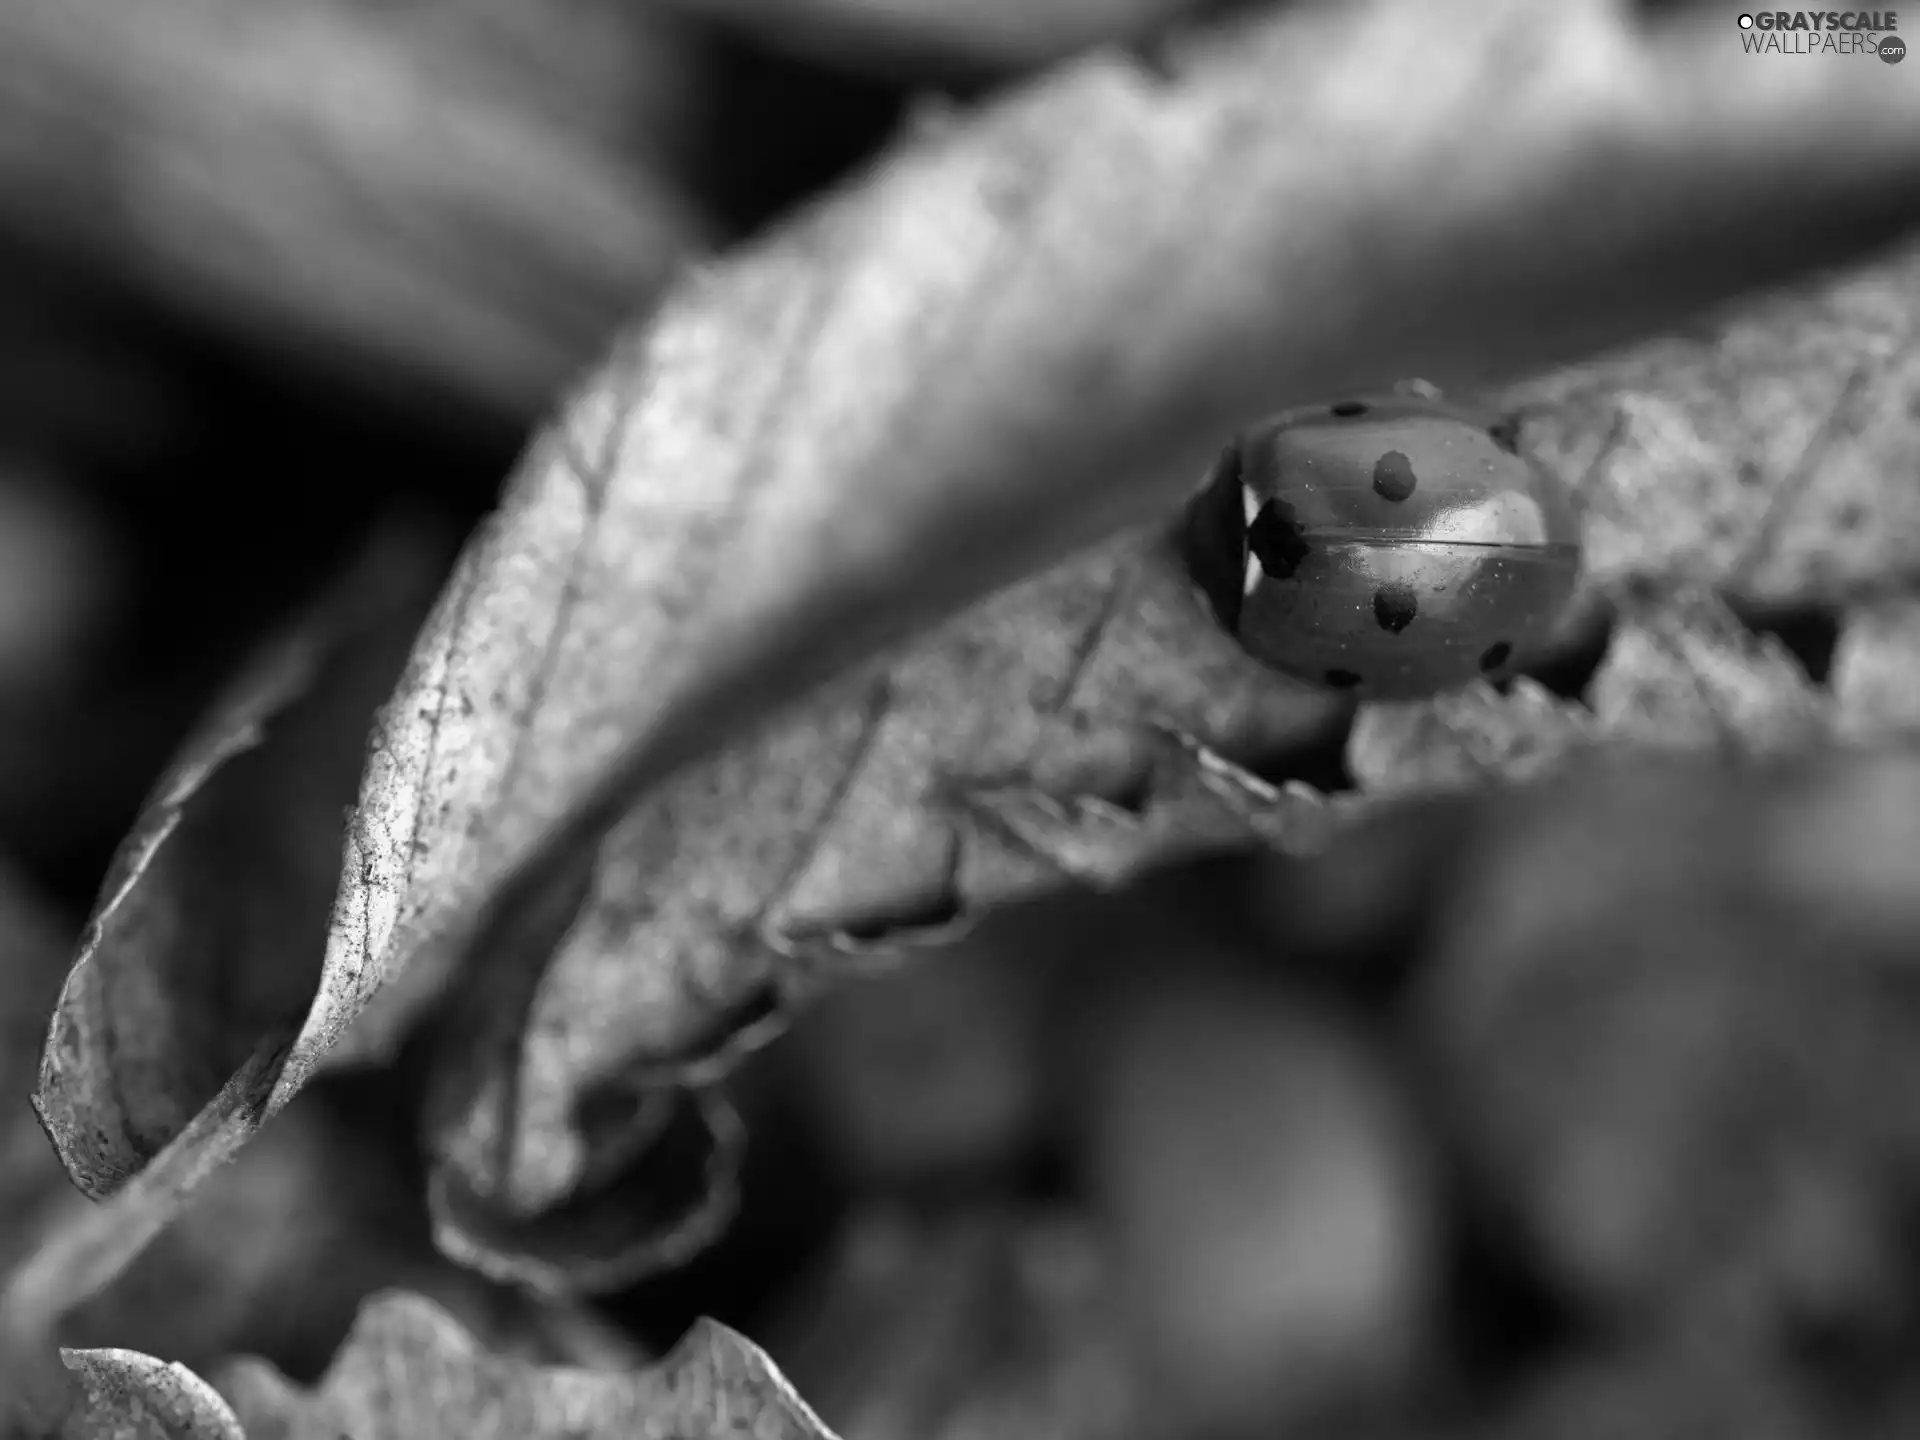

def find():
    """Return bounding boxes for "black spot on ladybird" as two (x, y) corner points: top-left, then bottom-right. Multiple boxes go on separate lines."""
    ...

(1480, 641), (1512, 671)
(1371, 451), (1417, 503)
(1487, 416), (1522, 455)
(1248, 500), (1312, 580)
(1324, 669), (1363, 689)
(1373, 583), (1418, 633)
(1329, 401), (1369, 418)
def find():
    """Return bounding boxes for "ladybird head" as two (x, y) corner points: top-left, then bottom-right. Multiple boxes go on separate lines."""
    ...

(1181, 438), (1251, 635)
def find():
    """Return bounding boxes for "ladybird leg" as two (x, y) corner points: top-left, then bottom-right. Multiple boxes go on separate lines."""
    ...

(949, 722), (1340, 891)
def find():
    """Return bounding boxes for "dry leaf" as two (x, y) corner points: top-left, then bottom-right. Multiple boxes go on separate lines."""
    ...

(425, 1087), (746, 1295)
(45, 1076), (641, 1386)
(404, 197), (1920, 1274)
(409, 244), (1920, 1285)
(51, 1092), (425, 1379)
(3, 526), (449, 1402)
(59, 1348), (245, 1440)
(1586, 592), (1830, 753)
(210, 1291), (836, 1440)
(1347, 679), (1594, 797)
(410, 225), (1920, 1284)
(413, 524), (1350, 1283)
(957, 731), (1342, 888)
(331, 0), (1920, 1138)
(33, 525), (448, 1198)
(1509, 243), (1920, 604)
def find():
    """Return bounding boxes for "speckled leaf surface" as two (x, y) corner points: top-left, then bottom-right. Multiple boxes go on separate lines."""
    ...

(209, 1291), (836, 1440)
(1508, 245), (1920, 604)
(59, 1348), (246, 1440)
(1346, 591), (1837, 797)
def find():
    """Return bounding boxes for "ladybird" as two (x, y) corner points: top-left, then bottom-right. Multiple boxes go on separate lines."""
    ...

(1181, 388), (1581, 701)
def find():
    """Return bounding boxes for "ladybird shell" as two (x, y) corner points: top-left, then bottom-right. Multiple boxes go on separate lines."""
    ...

(1183, 394), (1582, 701)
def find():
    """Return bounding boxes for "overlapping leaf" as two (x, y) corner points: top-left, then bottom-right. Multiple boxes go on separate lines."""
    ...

(210, 1291), (835, 1440)
(33, 524), (446, 1194)
(1508, 246), (1920, 603)
(405, 223), (1920, 1290)
(333, 0), (1920, 1138)
(47, 1290), (828, 1440)
(4, 524), (450, 1395)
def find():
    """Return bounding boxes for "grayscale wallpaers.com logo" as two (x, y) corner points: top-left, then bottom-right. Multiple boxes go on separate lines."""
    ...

(1738, 10), (1906, 60)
